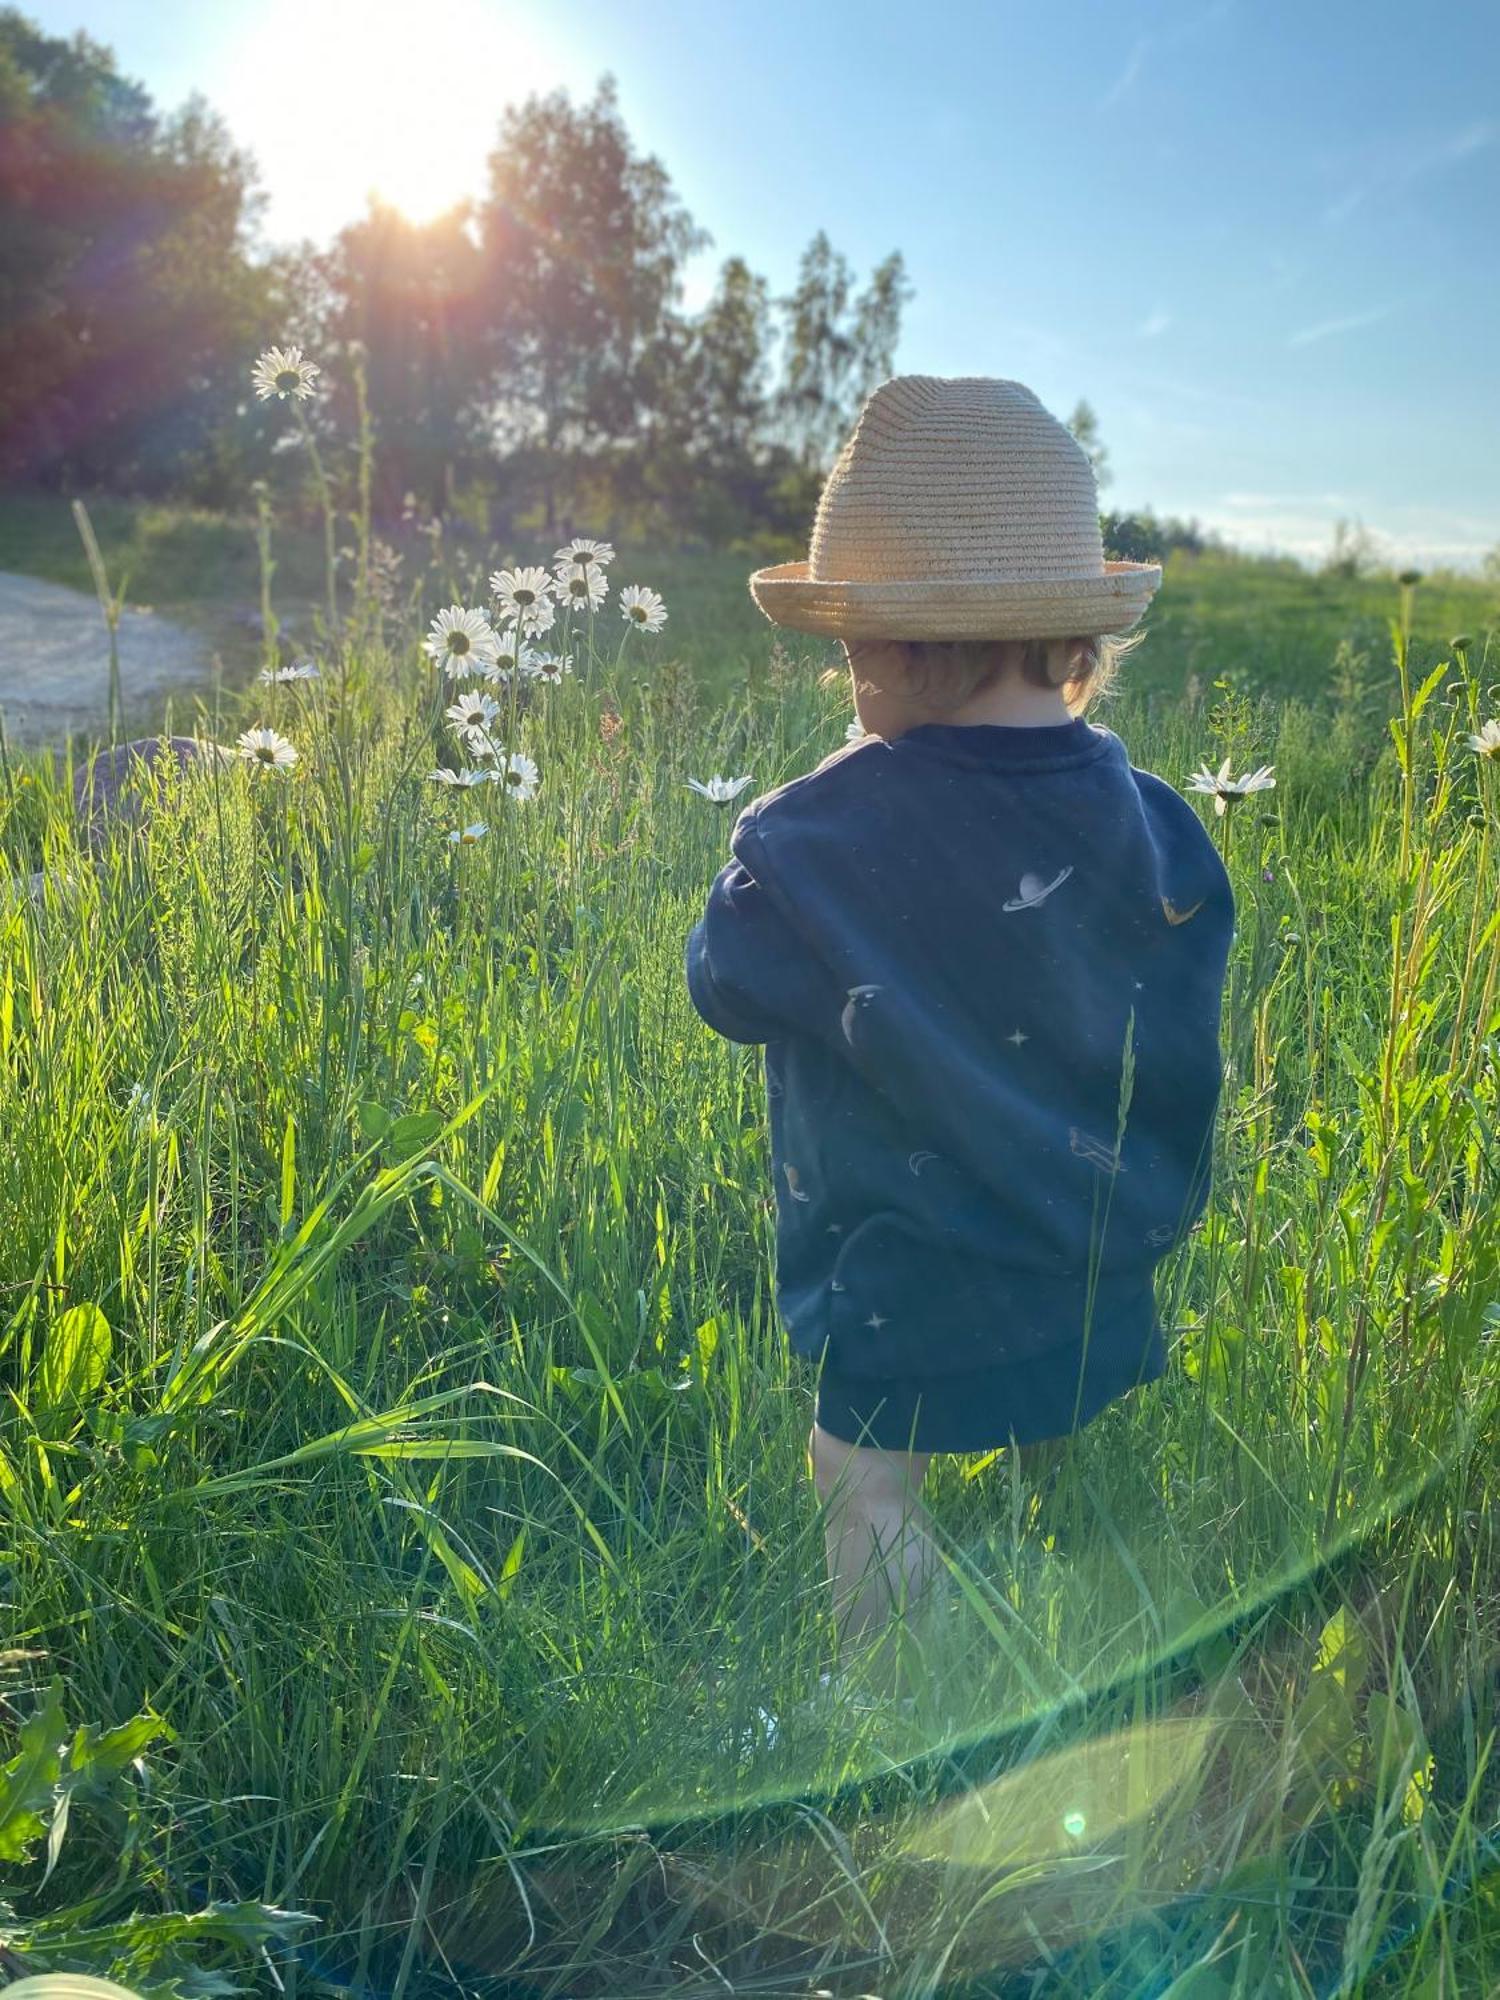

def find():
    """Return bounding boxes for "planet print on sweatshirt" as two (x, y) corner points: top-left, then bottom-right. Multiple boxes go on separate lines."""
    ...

(840, 983), (884, 1040)
(1002, 865), (1073, 911)
(1069, 1126), (1127, 1173)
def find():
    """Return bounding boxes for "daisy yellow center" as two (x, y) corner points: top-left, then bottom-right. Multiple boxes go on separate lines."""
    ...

(275, 370), (301, 394)
(449, 632), (470, 655)
(569, 577), (587, 595)
(631, 606), (646, 621)
(256, 746), (276, 763)
(514, 588), (535, 606)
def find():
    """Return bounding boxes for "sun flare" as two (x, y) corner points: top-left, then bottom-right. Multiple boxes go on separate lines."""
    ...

(220, 0), (559, 236)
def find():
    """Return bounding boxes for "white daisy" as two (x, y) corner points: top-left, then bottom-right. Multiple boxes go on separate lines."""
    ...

(495, 751), (541, 802)
(428, 766), (491, 788)
(554, 538), (615, 571)
(1184, 755), (1277, 818)
(423, 606), (502, 677)
(448, 822), (489, 846)
(446, 690), (501, 736)
(251, 345), (320, 402)
(236, 726), (298, 770)
(464, 726), (506, 765)
(477, 631), (532, 684)
(257, 661), (321, 684)
(490, 566), (559, 637)
(1465, 719), (1500, 760)
(528, 651), (574, 685)
(685, 774), (754, 803)
(555, 564), (608, 613)
(619, 585), (667, 633)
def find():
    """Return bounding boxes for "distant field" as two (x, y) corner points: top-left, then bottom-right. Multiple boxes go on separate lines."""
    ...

(2, 484), (1496, 732)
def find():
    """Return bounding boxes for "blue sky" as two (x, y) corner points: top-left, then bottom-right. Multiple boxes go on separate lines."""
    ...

(28, 0), (1500, 569)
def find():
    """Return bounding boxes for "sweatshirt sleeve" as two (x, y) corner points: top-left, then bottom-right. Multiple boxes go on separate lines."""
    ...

(684, 807), (837, 1046)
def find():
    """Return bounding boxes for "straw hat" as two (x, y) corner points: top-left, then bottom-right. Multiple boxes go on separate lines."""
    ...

(749, 375), (1160, 641)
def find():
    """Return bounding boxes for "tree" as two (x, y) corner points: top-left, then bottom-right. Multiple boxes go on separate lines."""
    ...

(0, 8), (276, 498)
(1066, 398), (1112, 490)
(321, 198), (489, 519)
(775, 233), (912, 471)
(1100, 509), (1215, 562)
(1322, 516), (1381, 580)
(475, 75), (709, 535)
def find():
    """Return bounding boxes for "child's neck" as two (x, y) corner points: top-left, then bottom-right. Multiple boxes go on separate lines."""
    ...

(858, 682), (1078, 737)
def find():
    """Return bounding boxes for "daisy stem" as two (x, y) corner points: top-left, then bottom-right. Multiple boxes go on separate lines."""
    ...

(295, 403), (340, 640)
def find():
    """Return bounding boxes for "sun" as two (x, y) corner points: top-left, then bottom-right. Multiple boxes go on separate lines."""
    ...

(219, 0), (561, 239)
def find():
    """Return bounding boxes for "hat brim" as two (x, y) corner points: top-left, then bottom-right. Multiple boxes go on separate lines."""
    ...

(747, 561), (1161, 641)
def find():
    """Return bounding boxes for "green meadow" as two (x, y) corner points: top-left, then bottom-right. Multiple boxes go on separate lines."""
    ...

(1, 482), (1499, 1997)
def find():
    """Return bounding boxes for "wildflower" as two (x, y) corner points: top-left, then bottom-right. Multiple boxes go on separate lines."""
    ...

(448, 822), (489, 846)
(846, 719), (868, 742)
(495, 751), (541, 801)
(478, 631), (532, 684)
(1397, 568), (1422, 588)
(423, 606), (502, 677)
(1451, 634), (1473, 653)
(556, 564), (608, 612)
(428, 766), (490, 788)
(236, 726), (298, 770)
(554, 538), (615, 571)
(686, 774), (755, 803)
(464, 726), (506, 765)
(251, 345), (319, 402)
(1262, 865), (1275, 883)
(528, 651), (574, 685)
(446, 690), (502, 736)
(1466, 719), (1500, 760)
(257, 661), (321, 684)
(491, 566), (558, 637)
(620, 585), (668, 633)
(1184, 755), (1276, 817)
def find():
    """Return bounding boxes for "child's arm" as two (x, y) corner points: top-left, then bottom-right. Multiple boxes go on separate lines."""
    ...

(685, 816), (844, 1046)
(685, 856), (790, 1044)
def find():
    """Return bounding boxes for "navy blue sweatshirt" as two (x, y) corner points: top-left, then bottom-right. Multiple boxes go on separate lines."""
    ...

(685, 717), (1236, 1381)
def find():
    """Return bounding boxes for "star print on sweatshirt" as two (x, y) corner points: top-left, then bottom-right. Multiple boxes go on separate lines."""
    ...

(685, 715), (1236, 1381)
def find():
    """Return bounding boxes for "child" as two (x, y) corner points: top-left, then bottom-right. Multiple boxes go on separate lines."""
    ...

(685, 376), (1235, 1691)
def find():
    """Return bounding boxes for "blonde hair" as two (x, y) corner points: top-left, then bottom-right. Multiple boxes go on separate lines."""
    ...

(856, 633), (1143, 718)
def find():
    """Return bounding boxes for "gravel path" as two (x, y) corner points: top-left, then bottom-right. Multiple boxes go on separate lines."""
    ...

(0, 570), (213, 745)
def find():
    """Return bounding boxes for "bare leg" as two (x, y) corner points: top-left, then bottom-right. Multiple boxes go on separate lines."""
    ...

(808, 1422), (941, 1692)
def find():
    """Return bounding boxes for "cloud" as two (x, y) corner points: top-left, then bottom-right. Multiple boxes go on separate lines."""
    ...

(1286, 303), (1393, 348)
(1100, 39), (1148, 108)
(1323, 117), (1497, 225)
(1099, 5), (1234, 110)
(1219, 491), (1352, 510)
(1137, 308), (1173, 338)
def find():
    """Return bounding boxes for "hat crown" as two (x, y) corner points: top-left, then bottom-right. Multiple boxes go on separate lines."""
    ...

(810, 376), (1107, 587)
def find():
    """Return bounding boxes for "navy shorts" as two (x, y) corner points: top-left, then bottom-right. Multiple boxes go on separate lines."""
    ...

(811, 1314), (1167, 1454)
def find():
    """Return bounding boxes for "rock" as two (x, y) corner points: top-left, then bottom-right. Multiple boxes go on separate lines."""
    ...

(71, 735), (234, 852)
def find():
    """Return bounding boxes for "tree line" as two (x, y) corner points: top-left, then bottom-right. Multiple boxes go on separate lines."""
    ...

(0, 12), (916, 547)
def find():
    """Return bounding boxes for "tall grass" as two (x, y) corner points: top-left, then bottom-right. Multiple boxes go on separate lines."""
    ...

(0, 526), (1497, 1995)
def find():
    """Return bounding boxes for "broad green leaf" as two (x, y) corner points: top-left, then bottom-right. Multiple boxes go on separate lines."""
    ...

(38, 1305), (112, 1414)
(388, 1110), (445, 1157)
(0, 1682), (66, 1863)
(356, 1101), (391, 1142)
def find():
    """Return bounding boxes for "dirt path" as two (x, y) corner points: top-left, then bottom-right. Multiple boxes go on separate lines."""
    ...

(0, 570), (214, 746)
